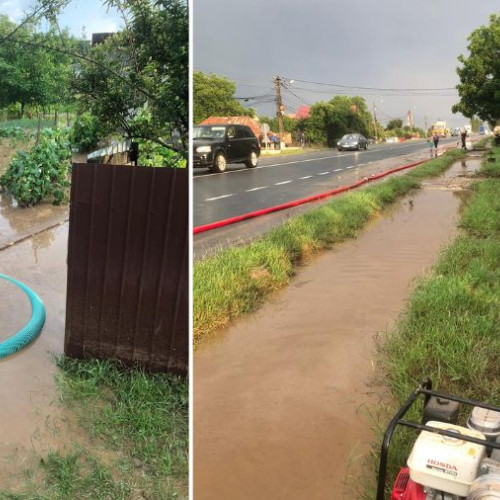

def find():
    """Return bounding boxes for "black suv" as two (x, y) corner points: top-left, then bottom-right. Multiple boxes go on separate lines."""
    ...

(193, 124), (261, 173)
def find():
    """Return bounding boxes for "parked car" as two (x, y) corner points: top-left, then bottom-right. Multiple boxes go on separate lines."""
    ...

(337, 133), (369, 151)
(193, 124), (261, 173)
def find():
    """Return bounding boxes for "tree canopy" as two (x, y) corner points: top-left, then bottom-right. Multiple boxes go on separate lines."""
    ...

(0, 15), (77, 116)
(193, 71), (248, 124)
(72, 0), (188, 153)
(453, 13), (500, 126)
(386, 119), (403, 130)
(305, 96), (373, 147)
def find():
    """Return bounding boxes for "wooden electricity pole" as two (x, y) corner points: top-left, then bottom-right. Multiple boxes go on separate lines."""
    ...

(274, 75), (285, 149)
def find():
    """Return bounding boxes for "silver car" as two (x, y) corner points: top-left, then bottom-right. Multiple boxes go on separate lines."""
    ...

(337, 133), (368, 151)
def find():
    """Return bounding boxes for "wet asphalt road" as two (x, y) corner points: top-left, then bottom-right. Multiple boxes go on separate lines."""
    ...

(193, 138), (458, 227)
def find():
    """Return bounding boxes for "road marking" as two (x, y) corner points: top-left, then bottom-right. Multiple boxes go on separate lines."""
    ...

(205, 194), (234, 201)
(246, 186), (268, 192)
(347, 166), (355, 169)
(299, 175), (313, 179)
(333, 168), (342, 172)
(358, 163), (365, 166)
(318, 171), (330, 175)
(275, 180), (292, 185)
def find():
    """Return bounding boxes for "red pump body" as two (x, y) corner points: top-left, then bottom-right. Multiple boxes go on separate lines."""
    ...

(391, 468), (426, 500)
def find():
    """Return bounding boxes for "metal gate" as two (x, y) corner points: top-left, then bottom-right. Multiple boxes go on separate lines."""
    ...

(65, 163), (188, 375)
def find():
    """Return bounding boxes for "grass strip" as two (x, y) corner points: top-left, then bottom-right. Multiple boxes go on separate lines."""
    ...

(0, 358), (188, 499)
(362, 144), (500, 498)
(194, 148), (466, 345)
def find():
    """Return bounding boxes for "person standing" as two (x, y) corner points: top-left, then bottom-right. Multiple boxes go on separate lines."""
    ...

(460, 127), (467, 149)
(433, 133), (439, 157)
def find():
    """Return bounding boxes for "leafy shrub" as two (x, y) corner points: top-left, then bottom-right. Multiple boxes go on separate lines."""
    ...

(70, 112), (101, 152)
(0, 128), (71, 207)
(137, 139), (186, 168)
(0, 126), (26, 140)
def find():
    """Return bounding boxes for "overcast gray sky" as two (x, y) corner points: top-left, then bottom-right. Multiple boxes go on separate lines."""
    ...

(194, 0), (499, 129)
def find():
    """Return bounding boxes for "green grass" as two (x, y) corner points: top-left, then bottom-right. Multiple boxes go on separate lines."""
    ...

(360, 145), (500, 498)
(260, 146), (326, 157)
(0, 358), (188, 499)
(194, 148), (466, 345)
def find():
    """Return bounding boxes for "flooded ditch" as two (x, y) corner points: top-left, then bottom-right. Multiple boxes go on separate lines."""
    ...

(194, 158), (482, 499)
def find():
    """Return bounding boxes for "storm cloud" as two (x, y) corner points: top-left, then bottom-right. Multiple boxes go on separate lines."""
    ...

(194, 0), (500, 129)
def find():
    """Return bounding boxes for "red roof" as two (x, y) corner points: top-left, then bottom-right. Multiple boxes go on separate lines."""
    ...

(200, 116), (262, 139)
(296, 106), (311, 119)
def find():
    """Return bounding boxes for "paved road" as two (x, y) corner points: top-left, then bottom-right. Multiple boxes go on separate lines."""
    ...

(193, 138), (458, 226)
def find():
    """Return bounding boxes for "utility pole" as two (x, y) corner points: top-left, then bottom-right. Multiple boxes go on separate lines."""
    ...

(273, 75), (285, 149)
(372, 102), (378, 142)
(424, 116), (428, 135)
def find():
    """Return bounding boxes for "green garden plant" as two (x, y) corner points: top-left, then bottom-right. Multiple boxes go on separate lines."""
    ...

(0, 127), (71, 206)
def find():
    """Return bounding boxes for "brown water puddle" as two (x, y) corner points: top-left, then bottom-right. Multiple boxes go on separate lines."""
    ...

(0, 224), (70, 491)
(194, 159), (480, 499)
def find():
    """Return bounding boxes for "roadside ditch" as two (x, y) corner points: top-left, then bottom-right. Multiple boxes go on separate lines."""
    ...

(194, 148), (485, 498)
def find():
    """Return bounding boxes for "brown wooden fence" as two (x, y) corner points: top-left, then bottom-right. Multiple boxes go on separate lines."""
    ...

(65, 163), (188, 375)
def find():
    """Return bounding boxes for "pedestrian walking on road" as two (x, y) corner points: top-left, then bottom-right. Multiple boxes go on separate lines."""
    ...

(460, 128), (467, 149)
(427, 136), (434, 158)
(433, 134), (439, 157)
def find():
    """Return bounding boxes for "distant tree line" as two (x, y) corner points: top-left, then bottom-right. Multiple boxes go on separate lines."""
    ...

(194, 71), (429, 146)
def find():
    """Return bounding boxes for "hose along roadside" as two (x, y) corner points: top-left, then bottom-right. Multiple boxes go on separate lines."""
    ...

(0, 273), (46, 359)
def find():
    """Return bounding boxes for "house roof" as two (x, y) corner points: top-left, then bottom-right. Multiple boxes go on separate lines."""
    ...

(295, 105), (311, 119)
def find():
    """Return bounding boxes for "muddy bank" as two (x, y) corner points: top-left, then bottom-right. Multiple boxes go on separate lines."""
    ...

(194, 159), (480, 499)
(0, 224), (69, 490)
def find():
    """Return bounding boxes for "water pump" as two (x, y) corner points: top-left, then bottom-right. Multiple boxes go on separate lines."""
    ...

(377, 379), (500, 500)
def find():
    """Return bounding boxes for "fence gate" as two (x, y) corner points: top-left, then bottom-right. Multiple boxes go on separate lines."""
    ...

(65, 163), (188, 375)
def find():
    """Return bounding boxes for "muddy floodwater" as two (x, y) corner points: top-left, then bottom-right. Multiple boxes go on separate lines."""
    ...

(194, 159), (479, 499)
(0, 223), (68, 490)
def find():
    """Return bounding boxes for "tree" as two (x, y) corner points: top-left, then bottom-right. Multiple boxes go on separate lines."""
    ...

(0, 16), (76, 117)
(386, 119), (403, 130)
(453, 13), (500, 126)
(259, 115), (297, 134)
(193, 71), (247, 124)
(305, 95), (372, 147)
(70, 0), (188, 154)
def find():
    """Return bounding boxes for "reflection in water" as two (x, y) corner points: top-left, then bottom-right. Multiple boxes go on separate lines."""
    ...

(0, 192), (68, 249)
(32, 228), (56, 264)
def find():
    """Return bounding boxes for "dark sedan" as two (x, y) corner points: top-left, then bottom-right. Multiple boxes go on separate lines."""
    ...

(337, 133), (369, 151)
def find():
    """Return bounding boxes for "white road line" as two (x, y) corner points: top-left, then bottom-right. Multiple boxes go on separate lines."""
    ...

(358, 163), (365, 166)
(299, 175), (313, 179)
(347, 166), (356, 169)
(275, 180), (292, 185)
(246, 186), (268, 192)
(334, 168), (342, 172)
(205, 194), (234, 201)
(318, 171), (330, 175)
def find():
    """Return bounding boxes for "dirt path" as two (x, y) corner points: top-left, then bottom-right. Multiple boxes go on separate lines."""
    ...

(194, 158), (480, 499)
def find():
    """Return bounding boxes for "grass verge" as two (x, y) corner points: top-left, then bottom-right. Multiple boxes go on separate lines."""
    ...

(0, 358), (188, 499)
(260, 146), (326, 157)
(194, 148), (466, 345)
(360, 144), (500, 498)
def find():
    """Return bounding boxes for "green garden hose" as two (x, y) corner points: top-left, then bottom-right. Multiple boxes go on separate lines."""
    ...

(0, 273), (46, 359)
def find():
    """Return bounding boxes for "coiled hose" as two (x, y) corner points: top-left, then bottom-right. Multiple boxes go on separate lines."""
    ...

(0, 273), (46, 359)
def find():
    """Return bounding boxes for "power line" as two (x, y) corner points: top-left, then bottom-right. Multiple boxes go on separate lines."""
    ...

(283, 77), (457, 92)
